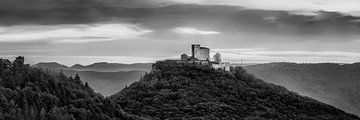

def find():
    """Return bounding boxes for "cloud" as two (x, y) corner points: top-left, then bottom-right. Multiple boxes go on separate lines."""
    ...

(170, 0), (360, 15)
(213, 48), (360, 63)
(0, 23), (152, 43)
(173, 27), (220, 35)
(0, 0), (176, 10)
(0, 0), (178, 26)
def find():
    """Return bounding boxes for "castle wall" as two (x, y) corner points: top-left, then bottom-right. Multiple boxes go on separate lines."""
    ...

(197, 48), (210, 60)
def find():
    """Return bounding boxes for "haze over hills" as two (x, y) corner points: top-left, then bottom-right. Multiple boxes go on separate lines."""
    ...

(34, 62), (151, 96)
(33, 62), (259, 96)
(2, 57), (360, 119)
(35, 62), (153, 72)
(245, 62), (360, 116)
(62, 70), (145, 96)
(34, 60), (360, 116)
(110, 61), (359, 119)
(70, 62), (152, 72)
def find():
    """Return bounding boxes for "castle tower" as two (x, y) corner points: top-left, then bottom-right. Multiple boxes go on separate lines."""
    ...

(181, 54), (188, 61)
(192, 44), (200, 59)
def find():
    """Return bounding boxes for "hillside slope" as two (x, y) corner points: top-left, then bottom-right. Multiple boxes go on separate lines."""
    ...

(0, 57), (141, 120)
(245, 63), (360, 116)
(63, 70), (145, 96)
(70, 62), (152, 72)
(111, 61), (359, 119)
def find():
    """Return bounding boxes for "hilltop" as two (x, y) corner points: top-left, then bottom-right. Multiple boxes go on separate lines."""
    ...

(111, 61), (359, 119)
(34, 62), (68, 71)
(245, 62), (360, 116)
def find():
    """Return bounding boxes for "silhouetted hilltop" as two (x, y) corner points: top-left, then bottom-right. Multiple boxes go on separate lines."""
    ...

(70, 64), (85, 69)
(35, 62), (152, 72)
(34, 62), (68, 71)
(111, 61), (359, 119)
(0, 57), (141, 120)
(245, 62), (360, 116)
(73, 62), (152, 72)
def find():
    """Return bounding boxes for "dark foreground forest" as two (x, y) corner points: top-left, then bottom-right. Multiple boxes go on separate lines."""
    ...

(0, 57), (141, 120)
(0, 57), (359, 120)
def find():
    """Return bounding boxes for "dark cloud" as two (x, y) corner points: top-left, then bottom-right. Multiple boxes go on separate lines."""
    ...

(120, 5), (360, 42)
(0, 0), (100, 10)
(0, 0), (175, 10)
(2, 1), (360, 64)
(0, 0), (180, 26)
(1, 2), (360, 43)
(2, 0), (360, 31)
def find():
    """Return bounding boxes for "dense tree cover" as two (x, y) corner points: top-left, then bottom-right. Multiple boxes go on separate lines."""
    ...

(111, 61), (359, 120)
(0, 57), (141, 120)
(245, 63), (360, 116)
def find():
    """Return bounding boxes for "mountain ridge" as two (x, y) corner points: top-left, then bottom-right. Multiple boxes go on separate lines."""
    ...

(245, 62), (360, 116)
(35, 62), (153, 72)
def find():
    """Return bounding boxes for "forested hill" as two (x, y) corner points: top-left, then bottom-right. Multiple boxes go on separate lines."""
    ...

(110, 61), (359, 119)
(245, 62), (360, 116)
(0, 57), (141, 120)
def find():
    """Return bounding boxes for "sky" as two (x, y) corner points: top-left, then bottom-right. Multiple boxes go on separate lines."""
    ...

(1, 0), (360, 66)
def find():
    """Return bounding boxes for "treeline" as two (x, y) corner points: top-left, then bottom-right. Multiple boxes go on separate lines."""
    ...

(1, 57), (359, 120)
(0, 57), (141, 120)
(111, 61), (359, 119)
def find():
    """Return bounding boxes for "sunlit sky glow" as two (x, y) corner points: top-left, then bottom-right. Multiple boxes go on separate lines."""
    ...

(1, 0), (360, 65)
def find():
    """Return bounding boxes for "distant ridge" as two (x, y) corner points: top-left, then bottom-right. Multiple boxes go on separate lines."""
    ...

(70, 64), (85, 69)
(77, 62), (152, 72)
(245, 62), (360, 116)
(35, 62), (152, 72)
(34, 62), (68, 71)
(34, 62), (151, 96)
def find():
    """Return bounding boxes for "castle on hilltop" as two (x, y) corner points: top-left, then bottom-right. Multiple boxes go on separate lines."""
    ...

(166, 44), (230, 71)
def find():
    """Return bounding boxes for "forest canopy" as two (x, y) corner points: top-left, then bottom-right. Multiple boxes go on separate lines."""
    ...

(0, 57), (141, 120)
(0, 57), (359, 120)
(111, 61), (359, 119)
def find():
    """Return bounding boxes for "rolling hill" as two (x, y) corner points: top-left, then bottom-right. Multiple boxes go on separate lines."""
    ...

(110, 61), (359, 119)
(245, 62), (360, 116)
(34, 62), (68, 71)
(69, 62), (152, 72)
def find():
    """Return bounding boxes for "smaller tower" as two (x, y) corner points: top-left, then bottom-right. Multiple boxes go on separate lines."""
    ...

(181, 54), (188, 61)
(213, 52), (221, 62)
